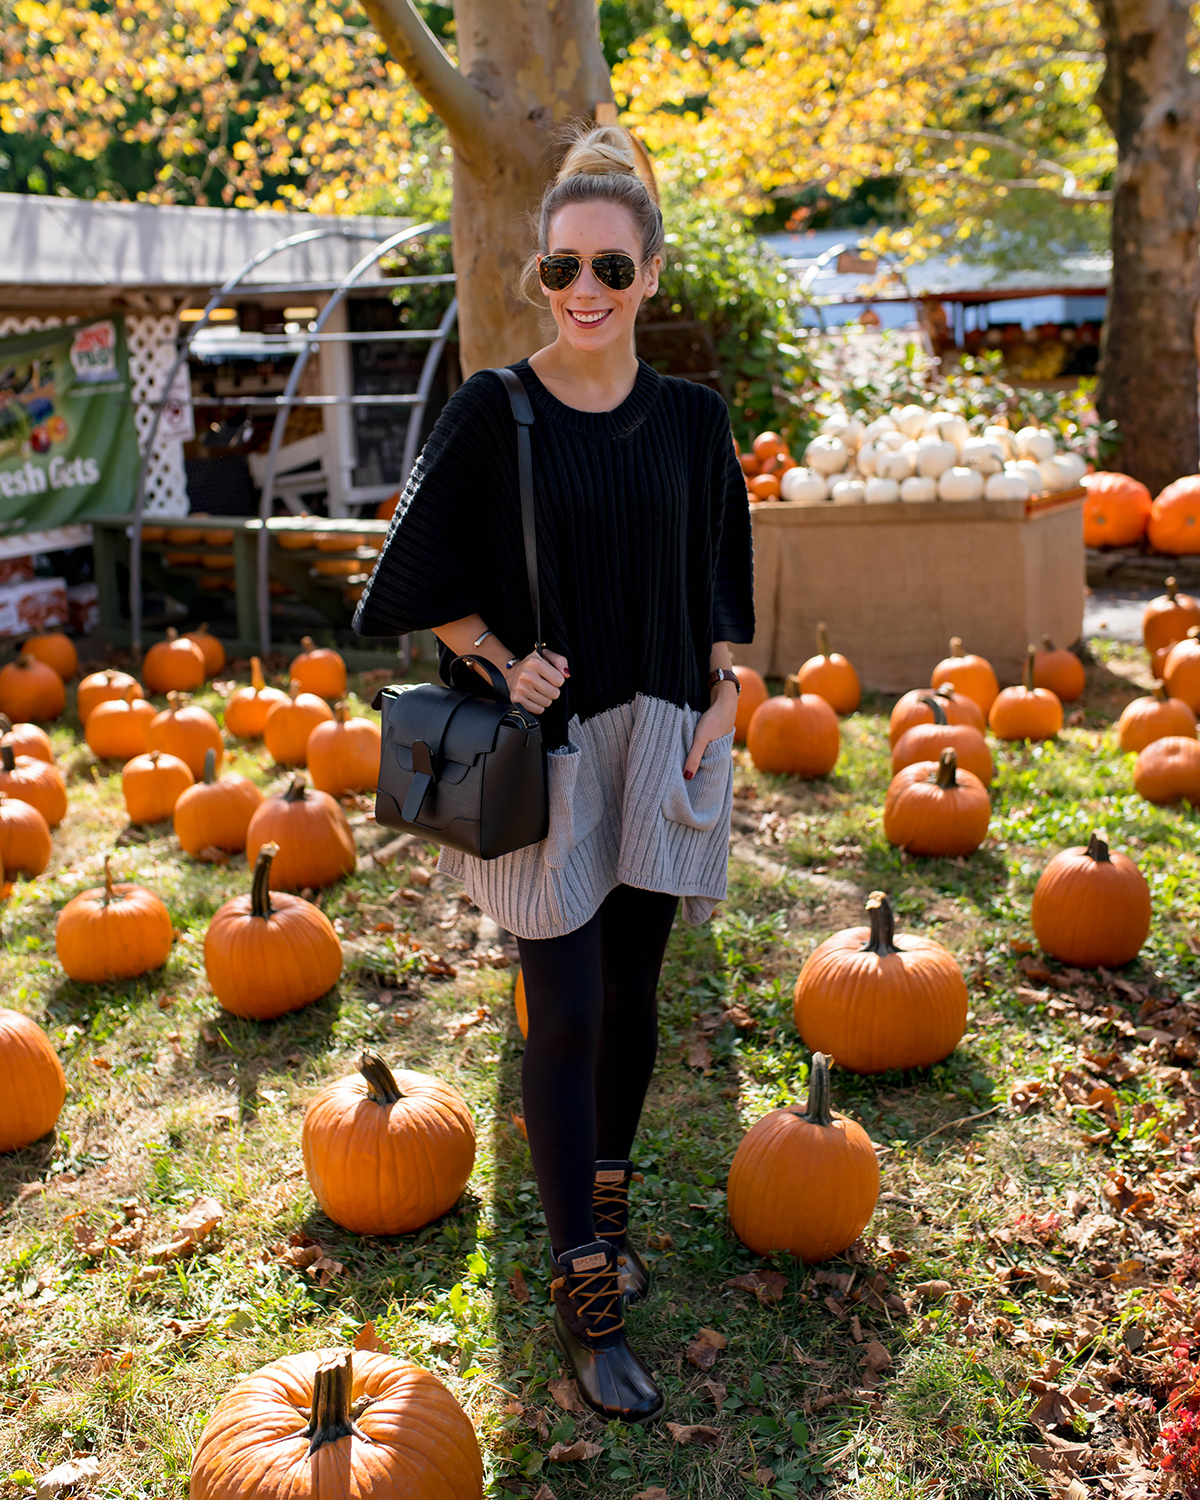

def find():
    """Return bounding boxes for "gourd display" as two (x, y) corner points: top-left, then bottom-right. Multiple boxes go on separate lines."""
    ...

(1143, 577), (1200, 655)
(0, 1009), (66, 1153)
(937, 466), (984, 502)
(780, 467), (827, 504)
(883, 748), (991, 857)
(224, 657), (289, 740)
(21, 632), (77, 681)
(514, 969), (528, 1039)
(146, 694), (224, 779)
(142, 629), (207, 694)
(890, 696), (993, 787)
(0, 715), (53, 763)
(726, 1052), (879, 1262)
(302, 1052), (477, 1236)
(185, 624), (227, 677)
(749, 473), (781, 502)
(55, 856), (174, 983)
(1116, 687), (1196, 753)
(264, 684), (334, 768)
(289, 637), (347, 700)
(1033, 636), (1085, 702)
(122, 750), (194, 825)
(0, 745), (66, 828)
(1031, 833), (1151, 969)
(0, 795), (52, 877)
(0, 655), (66, 722)
(245, 774), (357, 889)
(307, 704), (382, 797)
(888, 685), (983, 747)
(1163, 628), (1200, 712)
(930, 637), (999, 716)
(1082, 472), (1152, 549)
(86, 692), (157, 761)
(1132, 736), (1200, 807)
(796, 623), (861, 714)
(793, 892), (968, 1074)
(732, 666), (769, 743)
(204, 843), (343, 1017)
(746, 693), (840, 778)
(174, 748), (264, 857)
(989, 649), (1063, 741)
(189, 1347), (485, 1500)
(77, 669), (143, 724)
(1148, 475), (1200, 555)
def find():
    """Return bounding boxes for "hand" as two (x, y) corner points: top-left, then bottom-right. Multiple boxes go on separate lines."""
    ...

(505, 649), (570, 714)
(684, 684), (738, 779)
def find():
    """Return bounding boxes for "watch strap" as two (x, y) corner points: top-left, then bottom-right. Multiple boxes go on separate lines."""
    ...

(709, 668), (741, 695)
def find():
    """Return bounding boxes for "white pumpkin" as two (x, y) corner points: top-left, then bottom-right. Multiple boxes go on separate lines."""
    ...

(922, 412), (970, 451)
(856, 443), (879, 477)
(875, 447), (916, 482)
(1016, 426), (1057, 462)
(892, 404), (928, 438)
(984, 425), (1017, 461)
(959, 437), (1005, 476)
(1038, 456), (1076, 493)
(829, 478), (866, 504)
(820, 412), (864, 450)
(899, 475), (938, 502)
(864, 476), (900, 503)
(914, 436), (958, 479)
(1010, 459), (1043, 496)
(937, 466), (984, 502)
(984, 471), (1030, 500)
(1056, 451), (1088, 485)
(875, 429), (908, 453)
(779, 467), (829, 504)
(861, 416), (897, 446)
(805, 434), (849, 476)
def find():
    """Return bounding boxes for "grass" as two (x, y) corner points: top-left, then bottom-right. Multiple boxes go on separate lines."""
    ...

(0, 641), (1198, 1498)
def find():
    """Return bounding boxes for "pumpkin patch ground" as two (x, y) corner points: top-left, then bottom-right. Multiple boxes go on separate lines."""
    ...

(0, 639), (1197, 1499)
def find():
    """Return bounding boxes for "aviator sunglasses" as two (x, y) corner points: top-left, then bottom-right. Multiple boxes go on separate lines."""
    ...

(538, 252), (643, 292)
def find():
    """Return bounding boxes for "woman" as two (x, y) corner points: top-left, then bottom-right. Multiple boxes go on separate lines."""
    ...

(354, 124), (754, 1423)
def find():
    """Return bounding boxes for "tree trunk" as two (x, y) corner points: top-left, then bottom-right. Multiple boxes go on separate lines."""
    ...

(357, 0), (613, 374)
(1094, 0), (1200, 494)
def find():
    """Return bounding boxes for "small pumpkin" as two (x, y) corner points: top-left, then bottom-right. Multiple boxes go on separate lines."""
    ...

(86, 689), (157, 761)
(888, 684), (984, 747)
(204, 842), (343, 1017)
(1081, 471), (1152, 549)
(55, 854), (174, 982)
(795, 622), (861, 714)
(1031, 832), (1151, 969)
(146, 693), (224, 779)
(1163, 627), (1200, 712)
(0, 744), (66, 828)
(793, 892), (968, 1074)
(189, 1347), (484, 1500)
(307, 702), (382, 797)
(1151, 643), (1174, 682)
(185, 623), (226, 677)
(20, 632), (77, 682)
(302, 1052), (477, 1235)
(0, 794), (52, 877)
(930, 637), (999, 716)
(732, 666), (769, 743)
(264, 682), (335, 768)
(122, 750), (194, 825)
(0, 714), (53, 763)
(1142, 576), (1200, 655)
(1132, 735), (1200, 806)
(988, 648), (1063, 741)
(1116, 686), (1196, 753)
(727, 1051), (879, 1262)
(174, 747), (264, 857)
(224, 656), (289, 739)
(746, 694), (840, 778)
(245, 773), (357, 889)
(883, 748), (991, 857)
(515, 968), (528, 1039)
(0, 1009), (65, 1153)
(1033, 636), (1085, 702)
(142, 628), (206, 694)
(1148, 476), (1200, 555)
(312, 557), (364, 577)
(77, 668), (143, 724)
(891, 695), (993, 787)
(289, 635), (347, 700)
(0, 654), (65, 722)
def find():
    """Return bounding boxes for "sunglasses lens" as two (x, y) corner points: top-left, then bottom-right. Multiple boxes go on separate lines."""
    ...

(539, 256), (581, 291)
(592, 255), (638, 290)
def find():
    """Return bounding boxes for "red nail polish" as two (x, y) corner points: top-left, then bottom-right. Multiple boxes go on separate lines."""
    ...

(684, 770), (693, 781)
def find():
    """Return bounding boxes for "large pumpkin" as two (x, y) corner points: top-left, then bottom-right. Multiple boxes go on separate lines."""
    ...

(888, 684), (983, 747)
(1142, 576), (1200, 655)
(245, 774), (356, 889)
(174, 748), (264, 857)
(1031, 833), (1151, 969)
(122, 750), (194, 825)
(264, 684), (334, 768)
(1132, 735), (1200, 806)
(891, 695), (993, 786)
(302, 1052), (477, 1235)
(514, 968), (528, 1039)
(0, 795), (52, 877)
(732, 665), (769, 744)
(726, 1051), (879, 1262)
(204, 842), (343, 1018)
(1117, 687), (1196, 753)
(185, 623), (226, 677)
(20, 632), (77, 682)
(0, 715), (53, 763)
(77, 669), (143, 724)
(988, 649), (1063, 741)
(1163, 628), (1200, 712)
(86, 691), (157, 761)
(0, 655), (65, 722)
(142, 628), (206, 694)
(1148, 476), (1200, 555)
(1081, 471), (1151, 549)
(883, 748), (991, 857)
(795, 623), (861, 715)
(746, 693), (840, 778)
(930, 637), (999, 716)
(307, 703), (382, 797)
(1033, 636), (1085, 703)
(289, 636), (347, 700)
(0, 744), (66, 828)
(55, 856), (174, 983)
(0, 1009), (66, 1153)
(189, 1347), (484, 1500)
(146, 693), (224, 779)
(224, 657), (289, 740)
(793, 892), (967, 1074)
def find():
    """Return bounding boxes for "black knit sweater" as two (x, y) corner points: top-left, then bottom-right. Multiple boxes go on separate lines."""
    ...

(353, 358), (755, 752)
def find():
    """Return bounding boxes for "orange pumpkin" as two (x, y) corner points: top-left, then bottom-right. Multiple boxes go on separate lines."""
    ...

(732, 666), (769, 743)
(795, 622), (861, 714)
(1143, 576), (1200, 655)
(302, 1052), (477, 1235)
(753, 431), (785, 461)
(244, 774), (356, 889)
(1163, 628), (1200, 712)
(77, 669), (143, 724)
(20, 632), (77, 682)
(1081, 471), (1151, 549)
(988, 649), (1063, 741)
(1148, 476), (1200, 555)
(888, 685), (984, 748)
(0, 1010), (65, 1153)
(122, 750), (194, 825)
(86, 691), (156, 761)
(1132, 735), (1200, 806)
(515, 968), (528, 1038)
(185, 623), (226, 677)
(0, 744), (66, 828)
(55, 855), (174, 983)
(746, 694), (840, 778)
(0, 794), (51, 877)
(263, 683), (334, 768)
(1151, 643), (1174, 681)
(142, 628), (206, 694)
(224, 657), (289, 740)
(307, 703), (382, 797)
(174, 747), (264, 857)
(289, 636), (347, 700)
(376, 491), (400, 520)
(1033, 636), (1085, 703)
(0, 655), (65, 722)
(316, 531), (367, 552)
(748, 473), (781, 502)
(1116, 686), (1196, 753)
(883, 748), (991, 857)
(146, 693), (224, 779)
(930, 637), (999, 716)
(0, 715), (53, 763)
(1031, 833), (1151, 969)
(891, 696), (993, 786)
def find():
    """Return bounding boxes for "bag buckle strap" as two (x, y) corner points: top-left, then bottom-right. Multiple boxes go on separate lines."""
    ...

(401, 740), (435, 824)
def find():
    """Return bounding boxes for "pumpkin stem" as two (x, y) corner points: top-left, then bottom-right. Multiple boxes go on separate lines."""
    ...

(303, 1350), (366, 1456)
(359, 1050), (403, 1105)
(1042, 634), (1055, 651)
(1085, 831), (1111, 863)
(250, 656), (265, 693)
(816, 621), (831, 658)
(289, 680), (301, 702)
(949, 636), (964, 658)
(1166, 576), (1178, 601)
(148, 752), (161, 767)
(0, 744), (13, 773)
(301, 635), (316, 653)
(103, 854), (115, 903)
(862, 891), (899, 956)
(0, 715), (11, 733)
(203, 747), (217, 784)
(1023, 647), (1036, 694)
(166, 627), (179, 641)
(802, 1052), (834, 1128)
(1155, 684), (1168, 702)
(918, 694), (947, 726)
(1188, 626), (1200, 641)
(168, 690), (181, 710)
(284, 773), (307, 803)
(935, 748), (958, 789)
(17, 654), (34, 669)
(335, 700), (349, 724)
(250, 842), (278, 918)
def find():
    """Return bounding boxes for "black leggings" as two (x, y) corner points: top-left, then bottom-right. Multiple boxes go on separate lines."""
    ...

(516, 883), (678, 1257)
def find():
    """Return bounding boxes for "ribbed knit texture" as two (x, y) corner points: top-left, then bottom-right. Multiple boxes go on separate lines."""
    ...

(353, 358), (754, 753)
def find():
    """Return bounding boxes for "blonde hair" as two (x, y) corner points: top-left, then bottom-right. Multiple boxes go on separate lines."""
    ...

(519, 123), (664, 303)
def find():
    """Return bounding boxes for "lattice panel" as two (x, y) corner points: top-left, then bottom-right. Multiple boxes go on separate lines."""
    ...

(127, 314), (189, 517)
(0, 316), (64, 337)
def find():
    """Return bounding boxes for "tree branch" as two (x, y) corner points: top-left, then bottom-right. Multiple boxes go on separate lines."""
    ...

(355, 0), (485, 138)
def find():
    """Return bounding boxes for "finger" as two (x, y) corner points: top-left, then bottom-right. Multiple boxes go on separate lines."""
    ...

(514, 696), (544, 715)
(542, 650), (571, 676)
(531, 658), (566, 688)
(683, 737), (710, 780)
(518, 679), (556, 708)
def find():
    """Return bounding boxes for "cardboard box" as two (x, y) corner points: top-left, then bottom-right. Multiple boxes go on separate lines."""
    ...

(0, 577), (69, 637)
(67, 582), (99, 636)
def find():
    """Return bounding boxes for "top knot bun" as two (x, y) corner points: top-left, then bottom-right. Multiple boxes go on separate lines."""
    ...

(554, 125), (640, 186)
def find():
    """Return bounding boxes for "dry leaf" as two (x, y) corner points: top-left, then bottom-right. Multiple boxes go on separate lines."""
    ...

(632, 1490), (671, 1500)
(72, 1221), (107, 1258)
(531, 1487), (558, 1500)
(511, 1112), (528, 1139)
(1034, 1265), (1070, 1296)
(149, 1194), (225, 1263)
(195, 845), (230, 864)
(722, 1004), (757, 1031)
(666, 1421), (721, 1446)
(306, 1253), (344, 1287)
(1101, 1172), (1154, 1217)
(35, 1456), (100, 1499)
(860, 1340), (892, 1373)
(509, 1268), (530, 1304)
(910, 1280), (952, 1300)
(548, 1439), (602, 1462)
(647, 1230), (673, 1250)
(91, 1055), (111, 1070)
(547, 1376), (585, 1414)
(703, 1378), (727, 1411)
(128, 1265), (167, 1290)
(724, 1269), (787, 1305)
(686, 1037), (713, 1069)
(354, 1321), (391, 1353)
(685, 1327), (728, 1370)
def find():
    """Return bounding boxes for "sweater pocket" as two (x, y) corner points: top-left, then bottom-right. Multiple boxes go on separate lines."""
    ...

(661, 730), (734, 833)
(544, 741), (605, 868)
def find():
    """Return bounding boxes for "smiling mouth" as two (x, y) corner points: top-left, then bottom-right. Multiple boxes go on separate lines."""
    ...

(568, 308), (612, 326)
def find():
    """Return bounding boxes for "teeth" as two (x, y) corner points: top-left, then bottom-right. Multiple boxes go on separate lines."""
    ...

(572, 310), (608, 323)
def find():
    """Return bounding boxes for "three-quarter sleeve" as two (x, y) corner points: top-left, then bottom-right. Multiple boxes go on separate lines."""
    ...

(711, 426), (755, 644)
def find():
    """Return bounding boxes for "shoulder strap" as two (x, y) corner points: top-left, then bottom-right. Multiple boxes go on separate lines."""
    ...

(490, 366), (543, 653)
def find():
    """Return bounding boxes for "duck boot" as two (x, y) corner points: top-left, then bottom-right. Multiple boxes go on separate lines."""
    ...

(594, 1159), (651, 1305)
(550, 1239), (664, 1424)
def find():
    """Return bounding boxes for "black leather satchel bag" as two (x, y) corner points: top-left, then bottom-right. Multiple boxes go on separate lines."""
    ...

(371, 367), (550, 860)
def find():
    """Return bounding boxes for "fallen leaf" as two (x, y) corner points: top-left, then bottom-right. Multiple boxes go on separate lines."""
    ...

(666, 1422), (721, 1446)
(128, 1265), (167, 1290)
(685, 1326), (728, 1370)
(162, 1317), (209, 1340)
(910, 1280), (952, 1300)
(722, 1003), (757, 1031)
(1101, 1172), (1154, 1217)
(632, 1490), (671, 1500)
(860, 1339), (892, 1373)
(547, 1376), (584, 1414)
(647, 1230), (673, 1250)
(195, 845), (230, 864)
(686, 1037), (713, 1070)
(35, 1456), (101, 1499)
(306, 1253), (344, 1287)
(548, 1439), (602, 1462)
(73, 1220), (107, 1258)
(531, 1487), (558, 1500)
(1034, 1265), (1070, 1296)
(354, 1321), (391, 1353)
(511, 1112), (527, 1139)
(703, 1378), (727, 1410)
(91, 1055), (111, 1070)
(724, 1269), (787, 1305)
(149, 1194), (225, 1263)
(508, 1268), (530, 1304)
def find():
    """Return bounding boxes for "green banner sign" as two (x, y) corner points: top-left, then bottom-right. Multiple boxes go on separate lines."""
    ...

(0, 316), (141, 534)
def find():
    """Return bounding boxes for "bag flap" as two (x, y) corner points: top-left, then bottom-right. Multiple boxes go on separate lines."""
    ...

(378, 682), (513, 765)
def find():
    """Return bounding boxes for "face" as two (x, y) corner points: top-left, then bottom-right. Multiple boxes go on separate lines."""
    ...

(539, 201), (661, 353)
